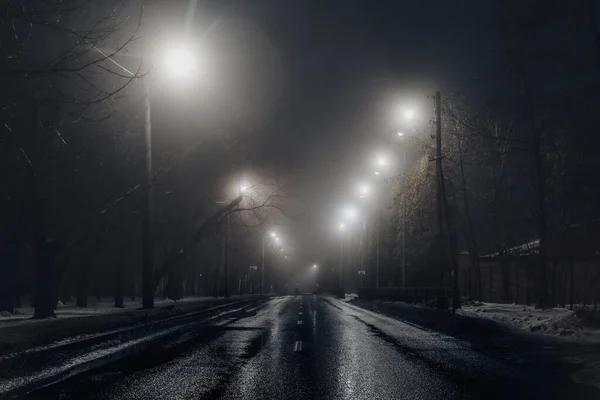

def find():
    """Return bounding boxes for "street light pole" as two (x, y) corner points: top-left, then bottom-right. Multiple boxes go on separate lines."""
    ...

(401, 145), (407, 288)
(340, 233), (344, 288)
(376, 185), (382, 289)
(261, 236), (265, 295)
(224, 213), (230, 298)
(142, 87), (154, 309)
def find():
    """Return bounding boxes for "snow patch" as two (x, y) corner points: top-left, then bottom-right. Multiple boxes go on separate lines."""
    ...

(458, 302), (600, 341)
(343, 293), (359, 302)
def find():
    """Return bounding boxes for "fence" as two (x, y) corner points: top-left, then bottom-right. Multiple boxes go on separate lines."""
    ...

(457, 255), (600, 307)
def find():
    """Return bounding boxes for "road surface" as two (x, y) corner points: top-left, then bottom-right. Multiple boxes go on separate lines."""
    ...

(25, 295), (599, 399)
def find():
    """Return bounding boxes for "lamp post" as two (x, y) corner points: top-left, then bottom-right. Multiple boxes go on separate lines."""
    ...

(338, 222), (345, 288)
(141, 44), (197, 309)
(396, 107), (415, 287)
(372, 156), (388, 289)
(262, 232), (278, 295)
(356, 183), (370, 286)
(396, 131), (408, 288)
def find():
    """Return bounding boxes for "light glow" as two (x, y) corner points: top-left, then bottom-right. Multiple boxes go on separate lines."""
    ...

(165, 45), (195, 78)
(239, 180), (250, 194)
(343, 205), (358, 220)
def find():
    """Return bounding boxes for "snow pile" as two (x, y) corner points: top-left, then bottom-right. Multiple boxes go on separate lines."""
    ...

(343, 293), (359, 302)
(459, 302), (600, 340)
(0, 296), (210, 323)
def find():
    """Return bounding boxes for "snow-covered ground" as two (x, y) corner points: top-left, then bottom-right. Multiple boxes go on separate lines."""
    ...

(0, 296), (212, 323)
(459, 302), (600, 341)
(342, 293), (359, 302)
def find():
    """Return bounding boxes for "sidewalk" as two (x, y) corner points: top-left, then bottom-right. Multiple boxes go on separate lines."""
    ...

(0, 296), (266, 397)
(0, 296), (251, 356)
(348, 297), (600, 391)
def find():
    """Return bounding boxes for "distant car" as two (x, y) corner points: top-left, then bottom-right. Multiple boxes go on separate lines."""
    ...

(293, 287), (300, 294)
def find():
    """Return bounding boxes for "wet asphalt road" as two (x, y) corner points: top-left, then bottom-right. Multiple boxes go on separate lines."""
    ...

(26, 295), (599, 400)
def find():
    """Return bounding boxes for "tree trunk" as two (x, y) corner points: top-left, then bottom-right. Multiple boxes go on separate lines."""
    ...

(165, 265), (184, 301)
(551, 259), (557, 307)
(569, 256), (574, 311)
(501, 259), (510, 303)
(33, 236), (61, 319)
(489, 267), (493, 302)
(114, 262), (124, 308)
(76, 266), (88, 308)
(0, 237), (19, 313)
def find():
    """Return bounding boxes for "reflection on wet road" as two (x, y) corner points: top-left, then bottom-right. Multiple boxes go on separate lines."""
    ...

(27, 295), (598, 400)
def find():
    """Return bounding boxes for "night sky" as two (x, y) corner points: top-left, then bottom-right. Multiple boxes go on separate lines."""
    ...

(139, 0), (500, 267)
(207, 0), (496, 260)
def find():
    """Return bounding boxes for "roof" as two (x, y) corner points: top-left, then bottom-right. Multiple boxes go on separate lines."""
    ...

(481, 239), (539, 259)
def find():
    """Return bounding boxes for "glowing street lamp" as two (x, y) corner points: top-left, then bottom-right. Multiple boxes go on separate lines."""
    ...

(141, 41), (200, 309)
(397, 131), (405, 137)
(239, 180), (250, 194)
(313, 264), (318, 269)
(165, 45), (196, 79)
(358, 183), (370, 199)
(339, 222), (346, 231)
(262, 230), (280, 295)
(342, 205), (358, 221)
(403, 109), (415, 121)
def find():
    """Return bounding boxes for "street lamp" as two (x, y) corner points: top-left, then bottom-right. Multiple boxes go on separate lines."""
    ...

(342, 205), (358, 221)
(164, 45), (196, 78)
(313, 264), (317, 269)
(358, 183), (370, 198)
(141, 41), (198, 309)
(261, 230), (280, 295)
(394, 106), (417, 287)
(239, 181), (250, 194)
(396, 131), (408, 288)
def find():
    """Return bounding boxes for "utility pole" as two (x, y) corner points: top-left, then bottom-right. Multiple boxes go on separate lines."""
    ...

(142, 87), (154, 309)
(359, 217), (366, 285)
(401, 146), (407, 288)
(224, 213), (230, 298)
(434, 90), (459, 311)
(339, 234), (344, 288)
(376, 193), (381, 288)
(261, 236), (265, 295)
(434, 91), (444, 288)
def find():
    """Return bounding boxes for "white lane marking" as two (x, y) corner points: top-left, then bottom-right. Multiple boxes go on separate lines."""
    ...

(297, 320), (303, 325)
(294, 341), (303, 352)
(298, 311), (303, 315)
